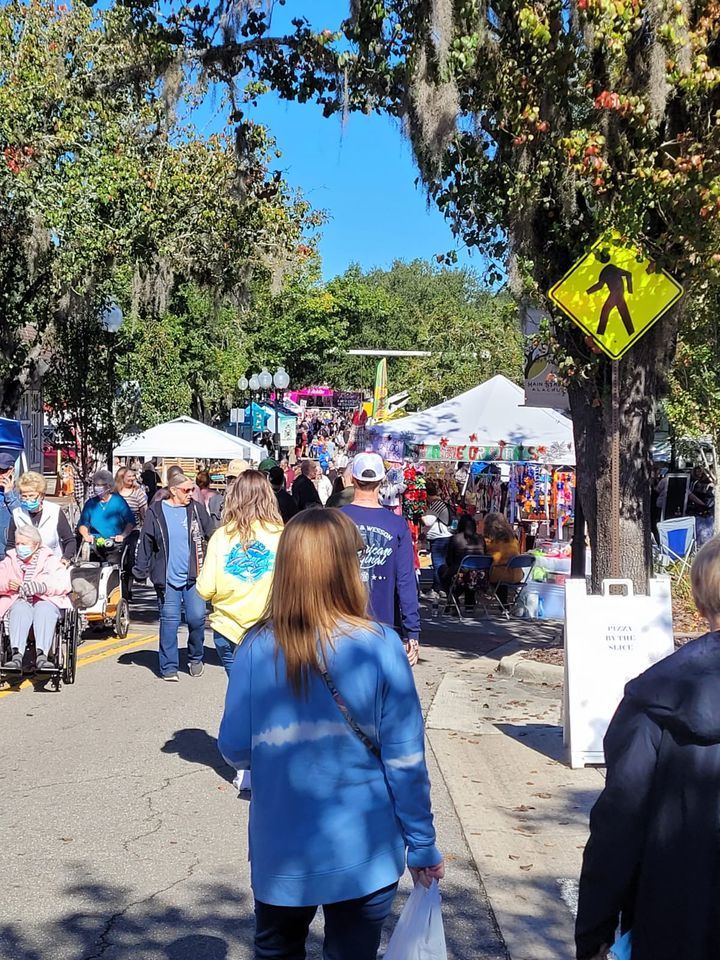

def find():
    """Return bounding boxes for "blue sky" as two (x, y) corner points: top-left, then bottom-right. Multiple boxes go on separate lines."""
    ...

(195, 1), (478, 280)
(247, 95), (477, 280)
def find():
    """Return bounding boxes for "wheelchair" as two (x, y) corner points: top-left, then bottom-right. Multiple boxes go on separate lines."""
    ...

(0, 606), (80, 691)
(71, 538), (131, 639)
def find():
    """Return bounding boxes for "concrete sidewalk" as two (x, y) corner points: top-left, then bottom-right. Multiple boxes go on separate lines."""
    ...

(422, 619), (603, 960)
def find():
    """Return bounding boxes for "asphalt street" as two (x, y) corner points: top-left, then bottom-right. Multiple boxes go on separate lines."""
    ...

(0, 589), (510, 960)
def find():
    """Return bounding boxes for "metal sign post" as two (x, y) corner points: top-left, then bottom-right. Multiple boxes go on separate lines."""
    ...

(611, 361), (621, 578)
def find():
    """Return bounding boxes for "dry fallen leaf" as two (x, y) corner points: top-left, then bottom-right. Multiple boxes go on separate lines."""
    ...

(519, 864), (533, 871)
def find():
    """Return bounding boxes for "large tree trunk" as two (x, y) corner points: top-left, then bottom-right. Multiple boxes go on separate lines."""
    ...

(569, 317), (678, 591)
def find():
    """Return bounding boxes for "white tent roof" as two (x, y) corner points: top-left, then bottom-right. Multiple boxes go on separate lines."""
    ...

(371, 375), (575, 463)
(115, 416), (266, 461)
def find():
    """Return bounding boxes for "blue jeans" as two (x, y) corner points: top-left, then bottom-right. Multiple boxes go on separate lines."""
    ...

(254, 882), (398, 960)
(430, 537), (452, 591)
(213, 629), (236, 676)
(156, 583), (206, 676)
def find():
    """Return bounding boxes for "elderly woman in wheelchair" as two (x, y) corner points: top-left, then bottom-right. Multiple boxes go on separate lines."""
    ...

(0, 525), (73, 671)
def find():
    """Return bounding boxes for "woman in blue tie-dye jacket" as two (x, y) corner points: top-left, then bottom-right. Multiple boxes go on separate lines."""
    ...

(219, 508), (444, 960)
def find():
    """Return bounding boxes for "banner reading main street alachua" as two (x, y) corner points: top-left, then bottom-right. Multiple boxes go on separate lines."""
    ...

(549, 236), (684, 360)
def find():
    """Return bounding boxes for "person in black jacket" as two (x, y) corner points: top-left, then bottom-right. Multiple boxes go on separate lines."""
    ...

(439, 514), (485, 611)
(292, 460), (322, 511)
(576, 535), (720, 960)
(268, 466), (299, 524)
(133, 472), (213, 682)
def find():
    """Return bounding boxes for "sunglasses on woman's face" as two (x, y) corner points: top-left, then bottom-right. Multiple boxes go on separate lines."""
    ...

(178, 485), (194, 494)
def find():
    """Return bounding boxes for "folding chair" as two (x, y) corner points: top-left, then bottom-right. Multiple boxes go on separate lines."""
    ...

(492, 554), (536, 618)
(656, 517), (696, 575)
(446, 555), (494, 618)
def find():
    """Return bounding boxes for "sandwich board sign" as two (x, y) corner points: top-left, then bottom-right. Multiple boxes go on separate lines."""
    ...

(564, 577), (674, 768)
(549, 237), (683, 360)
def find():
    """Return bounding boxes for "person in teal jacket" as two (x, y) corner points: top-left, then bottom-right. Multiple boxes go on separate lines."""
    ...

(218, 508), (444, 960)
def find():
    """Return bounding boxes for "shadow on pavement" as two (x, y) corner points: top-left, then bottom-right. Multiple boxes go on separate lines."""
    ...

(161, 727), (235, 783)
(118, 646), (224, 676)
(0, 875), (259, 960)
(496, 722), (567, 762)
(166, 934), (228, 959)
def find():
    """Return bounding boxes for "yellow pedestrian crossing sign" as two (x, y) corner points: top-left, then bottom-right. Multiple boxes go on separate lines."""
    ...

(549, 237), (683, 360)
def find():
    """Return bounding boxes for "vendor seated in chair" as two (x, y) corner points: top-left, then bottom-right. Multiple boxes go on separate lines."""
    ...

(0, 525), (73, 670)
(484, 511), (521, 604)
(77, 469), (135, 563)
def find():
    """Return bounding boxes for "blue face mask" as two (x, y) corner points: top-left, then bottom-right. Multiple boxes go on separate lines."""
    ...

(94, 486), (108, 498)
(16, 544), (33, 560)
(21, 498), (41, 513)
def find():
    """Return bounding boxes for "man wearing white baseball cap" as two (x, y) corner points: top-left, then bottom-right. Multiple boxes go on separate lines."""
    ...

(341, 453), (420, 665)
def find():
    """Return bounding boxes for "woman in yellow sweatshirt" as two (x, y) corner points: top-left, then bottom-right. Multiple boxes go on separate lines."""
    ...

(197, 470), (283, 676)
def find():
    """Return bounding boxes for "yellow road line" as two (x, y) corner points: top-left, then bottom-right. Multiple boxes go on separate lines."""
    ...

(77, 633), (141, 657)
(77, 634), (155, 667)
(0, 633), (157, 700)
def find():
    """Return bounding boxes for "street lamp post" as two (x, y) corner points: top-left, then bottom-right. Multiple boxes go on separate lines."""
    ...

(272, 367), (290, 459)
(236, 376), (249, 437)
(239, 366), (291, 460)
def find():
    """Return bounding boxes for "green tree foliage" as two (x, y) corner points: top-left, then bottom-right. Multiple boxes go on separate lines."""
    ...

(248, 258), (523, 409)
(665, 293), (720, 529)
(0, 0), (318, 461)
(324, 261), (524, 408)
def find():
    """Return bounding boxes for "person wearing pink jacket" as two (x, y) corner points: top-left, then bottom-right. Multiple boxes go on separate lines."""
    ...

(0, 524), (73, 671)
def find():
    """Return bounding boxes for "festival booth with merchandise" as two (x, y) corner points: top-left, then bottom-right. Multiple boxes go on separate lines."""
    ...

(368, 375), (578, 618)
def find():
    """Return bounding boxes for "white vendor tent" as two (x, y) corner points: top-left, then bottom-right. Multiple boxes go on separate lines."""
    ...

(370, 374), (575, 463)
(115, 416), (266, 462)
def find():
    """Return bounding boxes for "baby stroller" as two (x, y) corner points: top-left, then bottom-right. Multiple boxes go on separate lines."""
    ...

(0, 606), (81, 691)
(71, 538), (131, 639)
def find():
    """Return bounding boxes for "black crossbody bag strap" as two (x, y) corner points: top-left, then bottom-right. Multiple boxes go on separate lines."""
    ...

(320, 669), (381, 759)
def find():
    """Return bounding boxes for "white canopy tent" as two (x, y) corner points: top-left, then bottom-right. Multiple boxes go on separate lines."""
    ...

(370, 375), (575, 464)
(115, 416), (266, 462)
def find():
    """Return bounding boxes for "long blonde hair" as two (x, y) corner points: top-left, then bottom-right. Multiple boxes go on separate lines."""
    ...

(223, 470), (282, 547)
(264, 509), (371, 696)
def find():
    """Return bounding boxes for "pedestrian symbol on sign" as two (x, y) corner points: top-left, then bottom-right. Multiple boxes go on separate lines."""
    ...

(548, 236), (683, 360)
(586, 260), (634, 337)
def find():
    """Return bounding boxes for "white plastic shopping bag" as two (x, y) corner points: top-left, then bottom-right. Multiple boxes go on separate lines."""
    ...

(383, 881), (447, 960)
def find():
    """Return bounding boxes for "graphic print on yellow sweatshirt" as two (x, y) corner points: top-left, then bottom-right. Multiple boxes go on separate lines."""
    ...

(196, 521), (283, 644)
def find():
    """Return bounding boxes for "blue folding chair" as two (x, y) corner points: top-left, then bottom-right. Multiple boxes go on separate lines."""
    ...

(493, 554), (536, 618)
(446, 554), (494, 618)
(657, 517), (696, 575)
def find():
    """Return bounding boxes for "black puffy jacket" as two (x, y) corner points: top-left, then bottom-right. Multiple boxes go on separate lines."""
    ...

(577, 632), (720, 960)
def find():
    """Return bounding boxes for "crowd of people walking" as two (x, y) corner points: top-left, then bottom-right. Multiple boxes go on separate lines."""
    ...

(0, 448), (442, 959)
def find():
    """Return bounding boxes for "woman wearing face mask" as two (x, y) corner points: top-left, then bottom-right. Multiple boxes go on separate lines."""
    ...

(7, 472), (75, 564)
(77, 469), (135, 564)
(0, 525), (73, 672)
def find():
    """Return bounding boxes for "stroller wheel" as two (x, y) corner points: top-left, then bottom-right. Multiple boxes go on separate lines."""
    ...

(115, 598), (130, 639)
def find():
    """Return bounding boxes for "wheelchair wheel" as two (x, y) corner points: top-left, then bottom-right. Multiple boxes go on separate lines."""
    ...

(115, 598), (130, 639)
(62, 615), (78, 686)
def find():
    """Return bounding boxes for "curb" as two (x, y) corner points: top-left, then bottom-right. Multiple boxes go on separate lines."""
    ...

(497, 648), (563, 685)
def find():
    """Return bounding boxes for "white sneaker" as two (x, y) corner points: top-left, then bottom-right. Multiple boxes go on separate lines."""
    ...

(232, 769), (252, 793)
